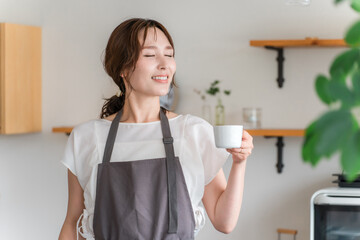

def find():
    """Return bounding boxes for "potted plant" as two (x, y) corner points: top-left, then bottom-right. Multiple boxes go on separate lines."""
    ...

(194, 80), (231, 125)
(206, 80), (231, 125)
(302, 0), (360, 181)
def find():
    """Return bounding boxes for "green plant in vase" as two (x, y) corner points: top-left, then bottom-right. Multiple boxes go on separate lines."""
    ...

(302, 0), (360, 181)
(205, 80), (231, 125)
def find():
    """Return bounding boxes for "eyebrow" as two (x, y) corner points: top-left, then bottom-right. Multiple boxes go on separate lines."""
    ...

(142, 46), (173, 50)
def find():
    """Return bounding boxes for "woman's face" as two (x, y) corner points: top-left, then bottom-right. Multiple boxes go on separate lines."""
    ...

(125, 27), (176, 98)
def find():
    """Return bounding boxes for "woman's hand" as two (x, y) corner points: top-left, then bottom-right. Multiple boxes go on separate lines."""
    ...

(226, 130), (253, 163)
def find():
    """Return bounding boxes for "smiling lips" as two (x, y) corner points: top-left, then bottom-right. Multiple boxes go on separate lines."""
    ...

(151, 75), (169, 83)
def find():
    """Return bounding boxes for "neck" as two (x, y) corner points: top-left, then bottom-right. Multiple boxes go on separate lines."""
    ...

(121, 95), (161, 123)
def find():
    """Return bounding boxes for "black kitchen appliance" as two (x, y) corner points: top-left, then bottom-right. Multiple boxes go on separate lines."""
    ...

(311, 174), (360, 240)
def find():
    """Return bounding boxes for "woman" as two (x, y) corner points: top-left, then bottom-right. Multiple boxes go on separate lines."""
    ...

(59, 18), (253, 240)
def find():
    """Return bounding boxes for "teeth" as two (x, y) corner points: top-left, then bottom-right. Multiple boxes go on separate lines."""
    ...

(152, 76), (168, 80)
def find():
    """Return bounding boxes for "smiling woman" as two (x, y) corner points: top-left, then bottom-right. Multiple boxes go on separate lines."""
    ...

(58, 18), (252, 240)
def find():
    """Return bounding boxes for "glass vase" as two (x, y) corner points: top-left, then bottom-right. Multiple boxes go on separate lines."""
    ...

(215, 98), (225, 125)
(202, 103), (212, 124)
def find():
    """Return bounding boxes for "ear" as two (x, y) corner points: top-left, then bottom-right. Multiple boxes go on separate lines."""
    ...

(121, 69), (130, 79)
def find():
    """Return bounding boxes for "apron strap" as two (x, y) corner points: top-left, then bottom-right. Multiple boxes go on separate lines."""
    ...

(160, 108), (178, 234)
(102, 110), (122, 163)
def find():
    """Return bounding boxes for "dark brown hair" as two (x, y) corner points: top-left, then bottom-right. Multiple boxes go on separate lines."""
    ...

(100, 18), (175, 119)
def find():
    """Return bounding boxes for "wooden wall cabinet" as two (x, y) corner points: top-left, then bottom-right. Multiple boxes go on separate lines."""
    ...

(0, 23), (42, 134)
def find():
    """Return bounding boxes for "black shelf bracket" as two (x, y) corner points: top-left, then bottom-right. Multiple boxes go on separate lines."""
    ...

(265, 136), (285, 173)
(265, 46), (285, 88)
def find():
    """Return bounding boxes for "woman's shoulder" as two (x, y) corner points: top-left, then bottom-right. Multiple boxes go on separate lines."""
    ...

(167, 111), (178, 120)
(179, 114), (213, 136)
(183, 114), (212, 126)
(71, 118), (107, 138)
(165, 112), (210, 127)
(103, 113), (116, 122)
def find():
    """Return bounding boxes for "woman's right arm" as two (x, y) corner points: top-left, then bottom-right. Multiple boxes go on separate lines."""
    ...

(59, 169), (85, 240)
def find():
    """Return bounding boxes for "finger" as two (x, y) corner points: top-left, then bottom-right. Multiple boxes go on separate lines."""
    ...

(241, 140), (254, 149)
(227, 147), (241, 151)
(226, 149), (238, 154)
(241, 141), (251, 149)
(240, 147), (252, 155)
(239, 146), (252, 155)
(227, 148), (242, 154)
(242, 130), (253, 141)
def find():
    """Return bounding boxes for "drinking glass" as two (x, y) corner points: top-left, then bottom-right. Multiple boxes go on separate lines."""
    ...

(243, 108), (261, 129)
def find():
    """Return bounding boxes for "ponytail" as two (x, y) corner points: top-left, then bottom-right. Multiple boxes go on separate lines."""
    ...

(100, 94), (125, 119)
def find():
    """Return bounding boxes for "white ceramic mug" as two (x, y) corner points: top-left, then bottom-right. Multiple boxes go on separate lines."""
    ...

(214, 125), (243, 148)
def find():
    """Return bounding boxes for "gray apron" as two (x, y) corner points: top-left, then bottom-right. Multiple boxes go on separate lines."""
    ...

(93, 108), (195, 240)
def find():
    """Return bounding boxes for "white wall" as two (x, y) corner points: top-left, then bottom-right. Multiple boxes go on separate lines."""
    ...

(0, 0), (356, 239)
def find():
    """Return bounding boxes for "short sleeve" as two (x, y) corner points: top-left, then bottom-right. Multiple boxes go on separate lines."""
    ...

(60, 121), (99, 190)
(186, 116), (230, 185)
(61, 130), (77, 176)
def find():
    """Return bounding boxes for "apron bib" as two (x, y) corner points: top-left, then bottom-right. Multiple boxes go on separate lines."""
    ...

(93, 108), (195, 240)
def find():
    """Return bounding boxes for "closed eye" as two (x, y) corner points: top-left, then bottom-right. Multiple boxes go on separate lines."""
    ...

(144, 55), (155, 57)
(165, 55), (174, 57)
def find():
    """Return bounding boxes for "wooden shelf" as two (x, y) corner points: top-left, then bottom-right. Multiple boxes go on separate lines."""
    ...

(246, 129), (304, 174)
(249, 38), (348, 88)
(247, 129), (304, 137)
(250, 38), (347, 47)
(53, 127), (73, 135)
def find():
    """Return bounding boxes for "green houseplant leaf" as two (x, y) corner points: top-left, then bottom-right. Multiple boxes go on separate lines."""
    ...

(353, 71), (360, 104)
(351, 0), (360, 12)
(224, 90), (231, 95)
(335, 0), (346, 4)
(328, 79), (355, 108)
(315, 74), (334, 105)
(302, 109), (354, 165)
(330, 49), (360, 77)
(302, 1), (360, 180)
(341, 129), (360, 181)
(302, 121), (321, 166)
(345, 20), (360, 46)
(314, 110), (353, 157)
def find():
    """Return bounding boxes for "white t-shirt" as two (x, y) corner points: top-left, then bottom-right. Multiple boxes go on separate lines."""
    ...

(61, 114), (230, 239)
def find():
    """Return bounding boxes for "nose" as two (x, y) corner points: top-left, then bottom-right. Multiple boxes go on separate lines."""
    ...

(157, 56), (170, 70)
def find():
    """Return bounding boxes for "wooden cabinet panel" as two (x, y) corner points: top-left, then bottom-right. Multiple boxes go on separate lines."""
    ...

(0, 23), (42, 134)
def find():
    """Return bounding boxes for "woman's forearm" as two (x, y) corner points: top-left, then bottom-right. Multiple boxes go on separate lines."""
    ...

(213, 160), (246, 233)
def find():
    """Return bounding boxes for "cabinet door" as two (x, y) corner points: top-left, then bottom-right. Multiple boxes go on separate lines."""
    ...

(0, 23), (42, 134)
